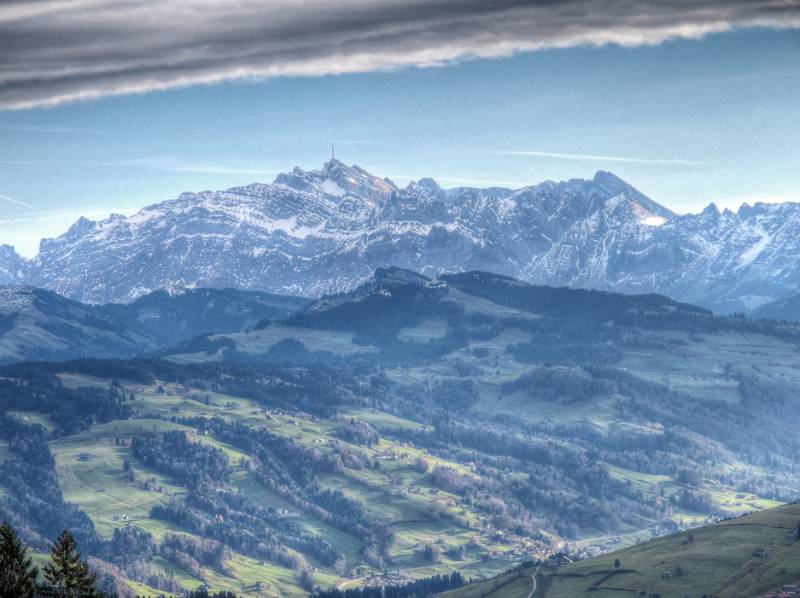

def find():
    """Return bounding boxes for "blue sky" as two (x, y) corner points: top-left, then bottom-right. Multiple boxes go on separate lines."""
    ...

(1, 26), (799, 257)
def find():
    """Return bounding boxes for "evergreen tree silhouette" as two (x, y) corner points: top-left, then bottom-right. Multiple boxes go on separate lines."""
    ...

(0, 520), (39, 598)
(43, 530), (98, 597)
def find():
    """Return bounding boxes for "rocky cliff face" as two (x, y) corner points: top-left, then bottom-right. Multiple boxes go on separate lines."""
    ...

(3, 159), (799, 312)
(0, 244), (28, 285)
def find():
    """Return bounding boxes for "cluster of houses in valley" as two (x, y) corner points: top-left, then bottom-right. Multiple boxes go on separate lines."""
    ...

(358, 572), (415, 589)
(541, 553), (573, 570)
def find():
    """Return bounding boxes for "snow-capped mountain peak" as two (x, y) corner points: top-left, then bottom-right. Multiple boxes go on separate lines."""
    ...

(2, 160), (800, 313)
(405, 177), (444, 201)
(274, 158), (397, 204)
(0, 245), (29, 285)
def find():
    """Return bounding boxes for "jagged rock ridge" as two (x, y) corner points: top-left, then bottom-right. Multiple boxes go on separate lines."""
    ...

(2, 159), (799, 312)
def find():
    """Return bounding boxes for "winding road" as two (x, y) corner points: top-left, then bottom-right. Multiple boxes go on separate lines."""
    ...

(528, 565), (540, 598)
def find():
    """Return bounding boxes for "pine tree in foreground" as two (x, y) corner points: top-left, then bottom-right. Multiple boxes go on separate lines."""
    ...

(43, 530), (99, 597)
(0, 520), (39, 598)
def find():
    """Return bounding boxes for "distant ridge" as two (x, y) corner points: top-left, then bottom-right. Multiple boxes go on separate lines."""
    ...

(0, 285), (306, 364)
(2, 160), (800, 313)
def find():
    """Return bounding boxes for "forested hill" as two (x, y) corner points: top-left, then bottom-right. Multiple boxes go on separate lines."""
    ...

(1, 270), (800, 595)
(280, 267), (800, 355)
(753, 292), (800, 323)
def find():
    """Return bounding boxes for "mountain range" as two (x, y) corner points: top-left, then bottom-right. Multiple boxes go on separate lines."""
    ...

(2, 159), (800, 313)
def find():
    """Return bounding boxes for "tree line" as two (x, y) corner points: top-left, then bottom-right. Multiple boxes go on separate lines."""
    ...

(311, 571), (465, 598)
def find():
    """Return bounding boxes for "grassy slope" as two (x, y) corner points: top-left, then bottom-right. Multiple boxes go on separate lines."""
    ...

(37, 363), (792, 597)
(376, 307), (799, 539)
(7, 280), (798, 596)
(44, 373), (523, 596)
(445, 503), (800, 598)
(158, 284), (800, 565)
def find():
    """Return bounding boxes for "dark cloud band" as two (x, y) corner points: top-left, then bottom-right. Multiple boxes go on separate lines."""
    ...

(1, 0), (798, 109)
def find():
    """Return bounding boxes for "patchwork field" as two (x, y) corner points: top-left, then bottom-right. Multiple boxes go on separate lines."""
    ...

(41, 373), (532, 595)
(22, 362), (793, 596)
(4, 272), (800, 597)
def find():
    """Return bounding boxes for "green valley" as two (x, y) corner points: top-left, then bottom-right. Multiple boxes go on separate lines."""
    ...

(1, 270), (799, 596)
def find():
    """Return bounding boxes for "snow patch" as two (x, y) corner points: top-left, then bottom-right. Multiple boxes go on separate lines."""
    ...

(640, 215), (667, 227)
(269, 216), (321, 239)
(627, 197), (667, 227)
(320, 179), (346, 197)
(739, 225), (771, 266)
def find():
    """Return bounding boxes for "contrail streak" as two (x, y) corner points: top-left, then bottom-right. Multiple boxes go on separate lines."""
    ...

(0, 193), (34, 209)
(489, 150), (704, 166)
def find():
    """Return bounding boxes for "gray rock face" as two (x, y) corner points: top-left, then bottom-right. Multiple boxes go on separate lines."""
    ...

(3, 159), (800, 312)
(0, 244), (28, 285)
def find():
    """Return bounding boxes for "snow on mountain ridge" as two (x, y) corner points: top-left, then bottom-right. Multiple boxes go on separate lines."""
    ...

(2, 160), (800, 313)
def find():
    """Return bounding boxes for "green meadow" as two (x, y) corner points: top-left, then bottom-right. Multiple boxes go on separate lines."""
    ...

(446, 503), (800, 598)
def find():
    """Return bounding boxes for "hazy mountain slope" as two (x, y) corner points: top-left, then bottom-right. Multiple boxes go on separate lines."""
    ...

(643, 202), (800, 313)
(445, 502), (800, 598)
(7, 160), (800, 312)
(752, 293), (800, 322)
(98, 286), (308, 345)
(0, 286), (152, 364)
(0, 285), (307, 363)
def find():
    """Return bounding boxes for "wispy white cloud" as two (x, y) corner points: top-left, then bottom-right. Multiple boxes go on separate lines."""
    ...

(0, 193), (34, 208)
(0, 124), (99, 134)
(387, 172), (530, 188)
(0, 0), (797, 110)
(435, 175), (530, 188)
(113, 156), (280, 177)
(171, 165), (278, 176)
(489, 150), (705, 166)
(0, 208), (136, 227)
(0, 156), (279, 177)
